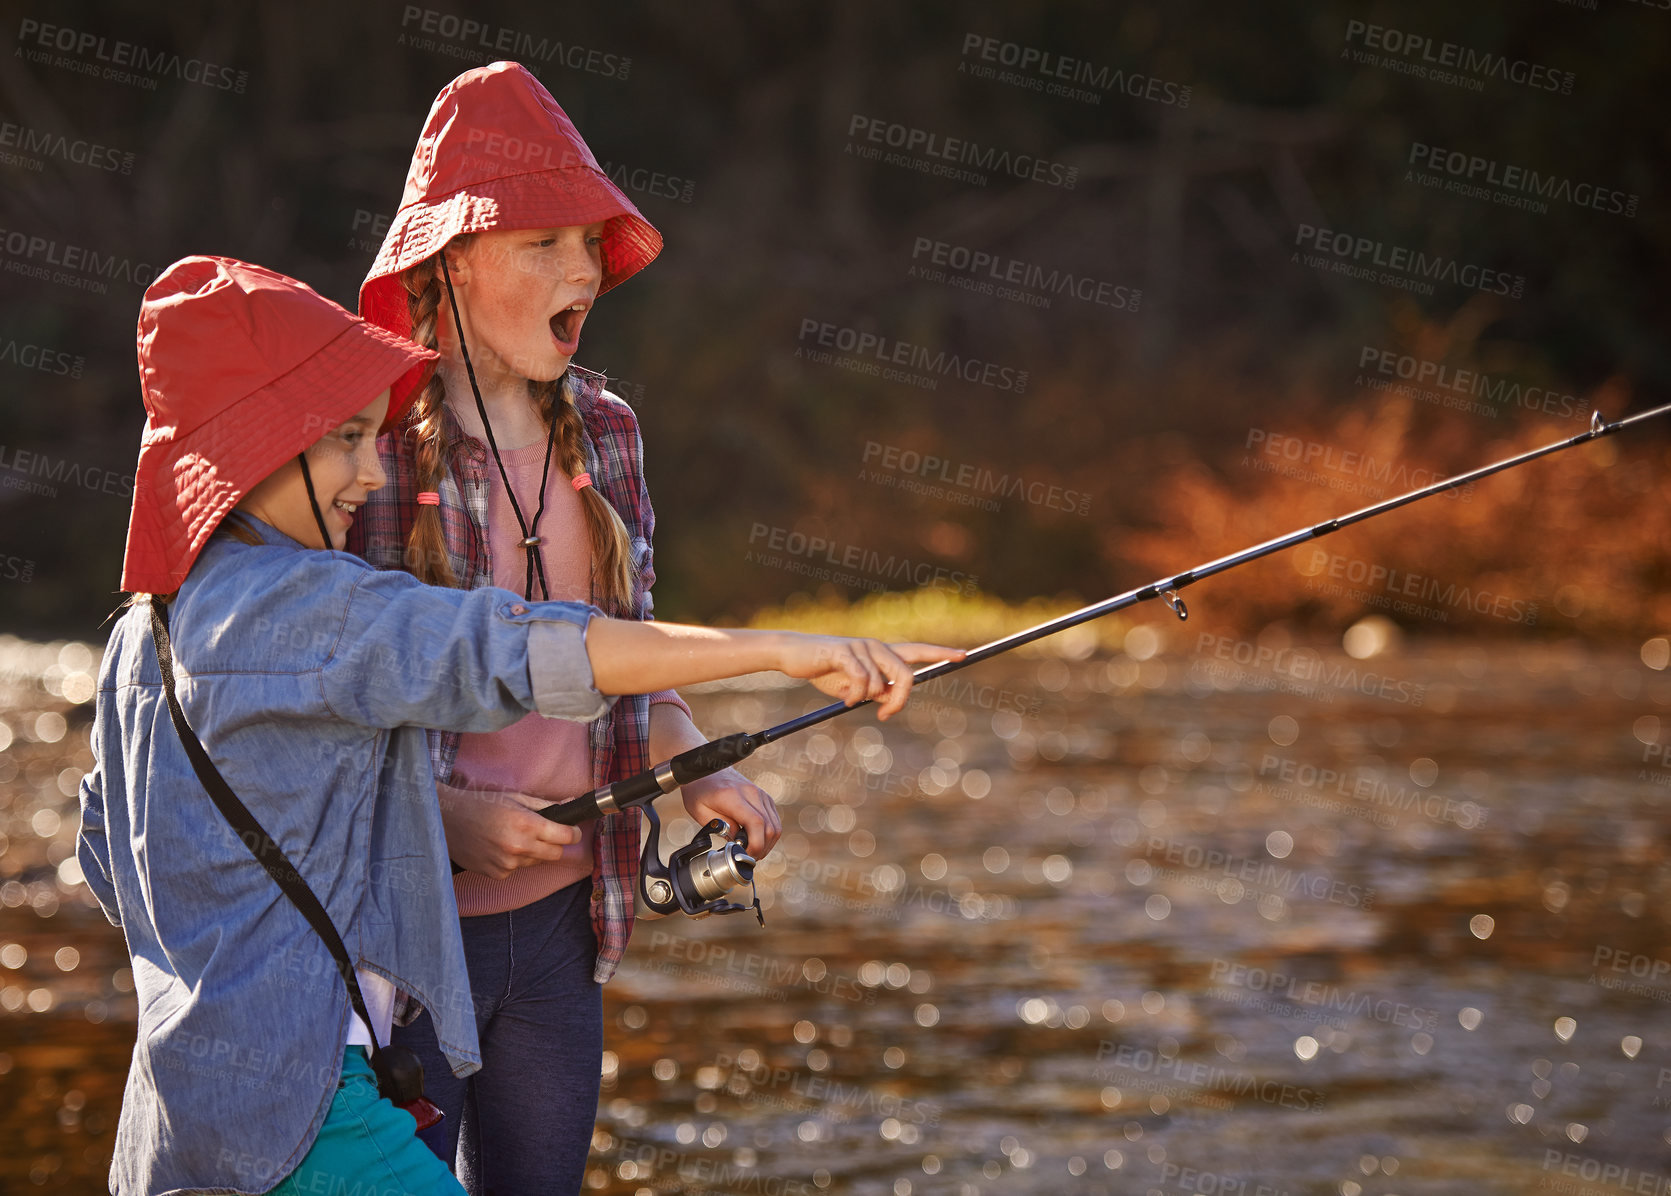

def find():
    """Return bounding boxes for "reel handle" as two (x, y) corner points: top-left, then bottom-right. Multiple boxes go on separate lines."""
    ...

(638, 810), (764, 924)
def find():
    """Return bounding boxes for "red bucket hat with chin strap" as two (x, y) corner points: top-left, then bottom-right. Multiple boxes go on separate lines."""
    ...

(360, 60), (662, 409)
(121, 256), (437, 595)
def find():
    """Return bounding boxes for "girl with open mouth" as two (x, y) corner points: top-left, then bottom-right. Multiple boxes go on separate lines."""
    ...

(350, 60), (855, 1194)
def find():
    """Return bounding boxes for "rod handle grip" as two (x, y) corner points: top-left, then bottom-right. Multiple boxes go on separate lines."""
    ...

(534, 733), (763, 830)
(541, 792), (606, 826)
(670, 732), (761, 784)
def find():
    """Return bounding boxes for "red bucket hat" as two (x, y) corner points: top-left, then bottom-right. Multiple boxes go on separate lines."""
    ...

(121, 256), (437, 595)
(360, 61), (662, 408)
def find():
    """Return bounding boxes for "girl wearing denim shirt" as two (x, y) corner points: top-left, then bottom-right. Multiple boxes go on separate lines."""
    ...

(78, 256), (957, 1195)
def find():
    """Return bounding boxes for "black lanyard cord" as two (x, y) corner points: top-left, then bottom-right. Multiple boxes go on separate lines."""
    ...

(438, 255), (556, 602)
(149, 600), (380, 1044)
(296, 453), (334, 550)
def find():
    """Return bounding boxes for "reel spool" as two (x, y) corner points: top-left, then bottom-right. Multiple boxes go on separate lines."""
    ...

(639, 803), (764, 924)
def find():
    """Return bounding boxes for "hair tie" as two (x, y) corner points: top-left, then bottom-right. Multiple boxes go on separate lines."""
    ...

(571, 472), (593, 492)
(416, 491), (440, 506)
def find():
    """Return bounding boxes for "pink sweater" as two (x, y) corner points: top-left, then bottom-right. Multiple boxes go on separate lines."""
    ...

(449, 440), (685, 916)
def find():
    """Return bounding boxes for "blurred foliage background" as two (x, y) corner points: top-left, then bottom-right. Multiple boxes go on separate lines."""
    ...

(1, 0), (1667, 643)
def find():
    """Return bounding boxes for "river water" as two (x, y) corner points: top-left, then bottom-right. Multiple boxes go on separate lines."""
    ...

(3, 634), (1669, 1194)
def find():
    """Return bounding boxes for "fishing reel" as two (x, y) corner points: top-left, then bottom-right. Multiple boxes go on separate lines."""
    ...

(639, 802), (764, 925)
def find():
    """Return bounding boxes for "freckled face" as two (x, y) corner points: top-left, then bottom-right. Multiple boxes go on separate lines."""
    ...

(447, 225), (604, 381)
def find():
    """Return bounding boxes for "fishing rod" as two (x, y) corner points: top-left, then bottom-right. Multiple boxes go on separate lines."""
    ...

(541, 401), (1671, 920)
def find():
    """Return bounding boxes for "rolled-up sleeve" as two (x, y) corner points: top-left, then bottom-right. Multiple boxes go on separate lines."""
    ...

(320, 567), (616, 731)
(529, 610), (616, 721)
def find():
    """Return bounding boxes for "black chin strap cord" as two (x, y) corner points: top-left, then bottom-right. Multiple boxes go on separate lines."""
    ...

(296, 453), (334, 550)
(438, 254), (557, 602)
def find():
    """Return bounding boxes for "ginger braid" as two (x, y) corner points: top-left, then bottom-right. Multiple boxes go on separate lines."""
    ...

(401, 262), (459, 587)
(533, 374), (636, 614)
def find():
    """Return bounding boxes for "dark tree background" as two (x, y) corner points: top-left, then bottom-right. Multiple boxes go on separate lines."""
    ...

(1, 0), (1667, 640)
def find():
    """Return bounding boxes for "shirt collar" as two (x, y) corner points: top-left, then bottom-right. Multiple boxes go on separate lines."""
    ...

(568, 364), (605, 417)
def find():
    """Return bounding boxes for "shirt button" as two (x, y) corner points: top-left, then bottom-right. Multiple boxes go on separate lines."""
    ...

(510, 604), (528, 616)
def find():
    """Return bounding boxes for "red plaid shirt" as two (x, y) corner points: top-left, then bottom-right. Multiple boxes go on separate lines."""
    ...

(346, 365), (689, 984)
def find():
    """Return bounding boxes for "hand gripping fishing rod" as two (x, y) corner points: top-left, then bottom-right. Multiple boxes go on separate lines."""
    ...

(541, 401), (1671, 917)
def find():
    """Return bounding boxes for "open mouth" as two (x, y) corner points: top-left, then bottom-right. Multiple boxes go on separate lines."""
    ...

(332, 499), (360, 523)
(550, 301), (590, 351)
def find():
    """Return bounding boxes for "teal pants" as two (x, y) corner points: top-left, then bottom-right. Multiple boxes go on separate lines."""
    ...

(271, 1048), (465, 1196)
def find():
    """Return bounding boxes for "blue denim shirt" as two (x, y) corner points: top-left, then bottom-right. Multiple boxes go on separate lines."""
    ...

(76, 516), (614, 1196)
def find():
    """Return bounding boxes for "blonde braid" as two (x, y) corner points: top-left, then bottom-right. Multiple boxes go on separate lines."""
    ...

(535, 376), (636, 614)
(402, 262), (459, 587)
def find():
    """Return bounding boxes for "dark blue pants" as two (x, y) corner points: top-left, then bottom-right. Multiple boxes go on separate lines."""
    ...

(392, 880), (603, 1196)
